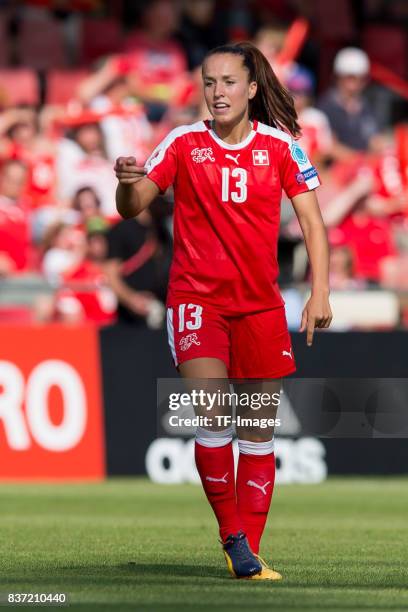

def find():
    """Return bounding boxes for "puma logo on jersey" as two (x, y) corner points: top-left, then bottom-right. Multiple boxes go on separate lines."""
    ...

(282, 349), (293, 359)
(225, 153), (241, 165)
(191, 147), (215, 163)
(179, 333), (201, 351)
(206, 472), (229, 483)
(247, 480), (271, 495)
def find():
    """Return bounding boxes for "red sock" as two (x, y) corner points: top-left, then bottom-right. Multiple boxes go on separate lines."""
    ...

(236, 450), (276, 554)
(195, 441), (242, 542)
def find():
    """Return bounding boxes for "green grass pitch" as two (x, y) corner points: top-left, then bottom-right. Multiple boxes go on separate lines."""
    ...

(0, 477), (407, 611)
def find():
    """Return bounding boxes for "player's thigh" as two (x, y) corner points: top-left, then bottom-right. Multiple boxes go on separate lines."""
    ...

(179, 358), (232, 429)
(167, 302), (232, 426)
(179, 357), (228, 379)
(229, 306), (296, 379)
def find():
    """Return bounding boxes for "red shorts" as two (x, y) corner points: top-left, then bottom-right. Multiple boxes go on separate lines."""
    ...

(166, 300), (296, 379)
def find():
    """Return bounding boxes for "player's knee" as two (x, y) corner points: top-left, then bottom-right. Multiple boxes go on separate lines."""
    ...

(237, 438), (275, 454)
(195, 425), (233, 448)
(236, 426), (274, 443)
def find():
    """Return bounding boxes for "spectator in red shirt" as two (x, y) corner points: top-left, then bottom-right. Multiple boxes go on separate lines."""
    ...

(329, 213), (397, 283)
(0, 107), (56, 208)
(121, 0), (190, 121)
(364, 132), (408, 221)
(329, 245), (367, 290)
(285, 154), (399, 284)
(55, 229), (117, 325)
(316, 161), (398, 283)
(0, 159), (30, 275)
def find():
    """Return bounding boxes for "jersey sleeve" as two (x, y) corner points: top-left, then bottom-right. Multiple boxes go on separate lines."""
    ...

(145, 130), (179, 194)
(279, 138), (321, 198)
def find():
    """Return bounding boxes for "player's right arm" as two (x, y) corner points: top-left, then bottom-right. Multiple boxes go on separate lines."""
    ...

(115, 156), (159, 218)
(115, 130), (179, 218)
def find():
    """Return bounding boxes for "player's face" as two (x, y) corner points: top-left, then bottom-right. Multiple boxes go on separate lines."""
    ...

(202, 54), (257, 126)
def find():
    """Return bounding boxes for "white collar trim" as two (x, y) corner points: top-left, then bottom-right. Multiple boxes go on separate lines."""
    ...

(207, 120), (257, 150)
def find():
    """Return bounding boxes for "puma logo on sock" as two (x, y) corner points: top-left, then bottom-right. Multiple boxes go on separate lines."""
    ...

(246, 480), (271, 495)
(206, 472), (229, 483)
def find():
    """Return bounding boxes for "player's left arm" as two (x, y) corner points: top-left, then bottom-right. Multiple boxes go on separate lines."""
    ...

(290, 190), (333, 346)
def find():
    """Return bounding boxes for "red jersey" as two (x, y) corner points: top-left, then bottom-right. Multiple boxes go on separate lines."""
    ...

(7, 143), (56, 208)
(0, 197), (30, 271)
(123, 35), (187, 85)
(57, 260), (116, 324)
(146, 119), (320, 315)
(329, 214), (397, 281)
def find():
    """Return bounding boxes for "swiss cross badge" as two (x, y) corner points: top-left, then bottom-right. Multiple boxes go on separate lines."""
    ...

(252, 150), (269, 165)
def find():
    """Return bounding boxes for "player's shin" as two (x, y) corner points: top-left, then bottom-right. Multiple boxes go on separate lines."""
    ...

(236, 438), (276, 555)
(194, 426), (242, 541)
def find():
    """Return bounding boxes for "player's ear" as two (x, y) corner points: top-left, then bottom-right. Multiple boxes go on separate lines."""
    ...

(248, 81), (257, 100)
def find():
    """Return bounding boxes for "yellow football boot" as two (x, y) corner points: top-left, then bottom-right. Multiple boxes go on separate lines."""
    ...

(222, 531), (262, 578)
(245, 554), (282, 581)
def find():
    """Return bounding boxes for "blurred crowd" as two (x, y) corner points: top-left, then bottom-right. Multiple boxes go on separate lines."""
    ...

(0, 0), (408, 329)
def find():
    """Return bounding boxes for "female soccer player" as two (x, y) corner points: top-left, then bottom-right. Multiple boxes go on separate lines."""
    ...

(115, 42), (332, 580)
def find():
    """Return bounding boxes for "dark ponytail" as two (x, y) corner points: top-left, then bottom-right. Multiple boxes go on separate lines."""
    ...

(204, 41), (301, 138)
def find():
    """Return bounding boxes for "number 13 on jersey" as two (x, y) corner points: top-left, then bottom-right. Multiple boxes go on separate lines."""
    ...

(221, 167), (247, 203)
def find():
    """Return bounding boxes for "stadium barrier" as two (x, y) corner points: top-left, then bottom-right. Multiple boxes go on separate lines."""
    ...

(0, 324), (105, 480)
(1, 324), (407, 480)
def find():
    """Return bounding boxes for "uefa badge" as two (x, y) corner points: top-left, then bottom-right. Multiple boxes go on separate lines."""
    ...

(291, 142), (309, 166)
(252, 150), (269, 166)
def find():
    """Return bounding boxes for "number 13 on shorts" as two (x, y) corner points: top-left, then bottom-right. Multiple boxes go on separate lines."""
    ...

(178, 303), (203, 332)
(167, 302), (209, 367)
